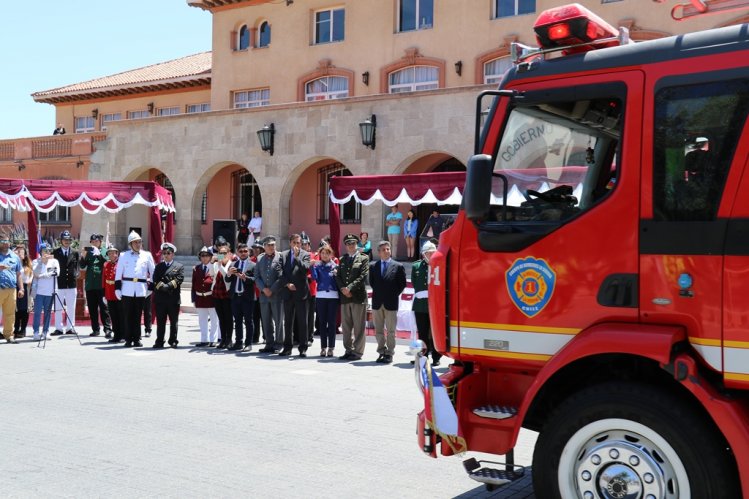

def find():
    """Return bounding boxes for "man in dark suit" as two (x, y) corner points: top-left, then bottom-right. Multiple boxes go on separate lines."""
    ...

(370, 240), (407, 364)
(279, 233), (311, 357)
(225, 243), (256, 352)
(152, 243), (184, 348)
(51, 230), (79, 335)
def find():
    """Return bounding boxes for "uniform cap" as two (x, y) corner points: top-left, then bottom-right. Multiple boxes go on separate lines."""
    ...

(161, 242), (176, 253)
(60, 230), (73, 240)
(90, 234), (103, 241)
(127, 231), (142, 244)
(39, 242), (53, 253)
(421, 241), (437, 254)
(105, 244), (119, 254)
(343, 233), (360, 244)
(198, 246), (212, 256)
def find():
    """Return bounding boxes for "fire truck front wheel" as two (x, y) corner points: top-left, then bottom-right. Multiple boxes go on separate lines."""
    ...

(532, 381), (739, 499)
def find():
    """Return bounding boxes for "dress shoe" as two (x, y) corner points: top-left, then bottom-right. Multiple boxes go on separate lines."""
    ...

(229, 342), (243, 351)
(338, 352), (356, 361)
(107, 338), (119, 344)
(258, 347), (276, 353)
(105, 331), (113, 339)
(133, 341), (143, 347)
(51, 330), (63, 336)
(15, 332), (26, 339)
(153, 343), (165, 349)
(298, 351), (307, 358)
(65, 330), (75, 335)
(90, 331), (101, 337)
(170, 342), (178, 349)
(144, 331), (152, 338)
(195, 342), (209, 347)
(278, 349), (292, 356)
(242, 344), (252, 352)
(383, 355), (393, 364)
(6, 338), (18, 344)
(216, 342), (227, 349)
(208, 342), (216, 347)
(124, 342), (133, 348)
(375, 354), (386, 363)
(432, 360), (441, 367)
(320, 349), (327, 357)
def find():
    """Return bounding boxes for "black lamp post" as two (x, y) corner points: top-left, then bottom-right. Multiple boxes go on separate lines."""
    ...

(359, 114), (376, 150)
(257, 123), (275, 156)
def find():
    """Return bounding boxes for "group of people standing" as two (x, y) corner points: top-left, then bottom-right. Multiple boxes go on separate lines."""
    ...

(384, 205), (446, 262)
(1, 223), (443, 367)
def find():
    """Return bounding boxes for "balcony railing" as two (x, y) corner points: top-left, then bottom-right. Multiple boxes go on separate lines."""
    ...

(0, 132), (107, 162)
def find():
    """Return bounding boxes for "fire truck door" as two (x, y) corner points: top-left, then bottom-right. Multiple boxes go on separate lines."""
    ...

(639, 74), (749, 377)
(457, 73), (643, 363)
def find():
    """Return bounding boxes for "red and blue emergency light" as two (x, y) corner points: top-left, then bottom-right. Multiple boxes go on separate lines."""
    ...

(534, 3), (621, 54)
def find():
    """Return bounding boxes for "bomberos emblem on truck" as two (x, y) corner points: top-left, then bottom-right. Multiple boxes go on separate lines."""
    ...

(506, 257), (556, 318)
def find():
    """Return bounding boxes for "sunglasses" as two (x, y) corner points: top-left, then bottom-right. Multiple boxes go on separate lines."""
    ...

(219, 252), (228, 255)
(238, 249), (250, 253)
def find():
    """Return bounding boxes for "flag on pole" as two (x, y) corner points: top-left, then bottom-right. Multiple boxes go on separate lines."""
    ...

(419, 356), (467, 454)
(105, 220), (110, 249)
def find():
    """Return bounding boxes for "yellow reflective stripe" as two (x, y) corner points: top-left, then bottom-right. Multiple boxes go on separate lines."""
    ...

(689, 336), (721, 347)
(724, 372), (749, 382)
(459, 347), (550, 362)
(724, 340), (749, 349)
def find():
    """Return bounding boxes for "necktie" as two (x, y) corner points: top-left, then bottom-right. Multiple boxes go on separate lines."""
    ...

(382, 260), (388, 274)
(237, 260), (244, 294)
(203, 265), (207, 274)
(290, 252), (295, 266)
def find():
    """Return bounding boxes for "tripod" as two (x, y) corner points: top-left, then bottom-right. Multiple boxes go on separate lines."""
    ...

(39, 267), (81, 349)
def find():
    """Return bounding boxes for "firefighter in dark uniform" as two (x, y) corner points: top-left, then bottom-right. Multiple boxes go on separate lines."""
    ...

(152, 242), (184, 348)
(51, 230), (79, 335)
(411, 240), (441, 366)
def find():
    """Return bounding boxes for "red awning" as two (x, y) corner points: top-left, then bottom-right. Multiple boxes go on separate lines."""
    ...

(329, 172), (465, 206)
(0, 179), (175, 260)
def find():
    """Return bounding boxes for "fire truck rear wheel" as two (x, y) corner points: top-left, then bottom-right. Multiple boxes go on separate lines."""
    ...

(531, 381), (739, 499)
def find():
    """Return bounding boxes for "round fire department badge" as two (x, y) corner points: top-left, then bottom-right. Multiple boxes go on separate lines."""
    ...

(506, 257), (557, 318)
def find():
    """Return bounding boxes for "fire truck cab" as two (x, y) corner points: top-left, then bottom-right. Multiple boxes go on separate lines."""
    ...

(418, 4), (749, 498)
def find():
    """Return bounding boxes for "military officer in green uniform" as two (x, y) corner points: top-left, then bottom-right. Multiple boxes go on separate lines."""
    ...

(411, 240), (441, 366)
(80, 233), (112, 337)
(335, 233), (370, 361)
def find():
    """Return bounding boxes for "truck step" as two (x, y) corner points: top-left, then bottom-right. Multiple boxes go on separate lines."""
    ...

(472, 405), (517, 420)
(463, 458), (525, 489)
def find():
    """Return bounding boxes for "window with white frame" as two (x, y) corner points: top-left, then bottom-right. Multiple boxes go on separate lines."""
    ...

(399, 0), (433, 32)
(484, 57), (512, 85)
(495, 0), (535, 18)
(128, 110), (150, 119)
(157, 106), (180, 117)
(305, 76), (349, 101)
(101, 112), (122, 131)
(238, 25), (250, 50)
(75, 116), (95, 133)
(258, 21), (271, 47)
(186, 103), (211, 114)
(39, 206), (70, 224)
(234, 88), (270, 108)
(314, 8), (345, 44)
(389, 66), (439, 93)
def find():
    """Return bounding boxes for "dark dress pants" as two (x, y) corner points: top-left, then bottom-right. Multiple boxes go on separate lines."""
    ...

(415, 311), (441, 363)
(86, 288), (112, 333)
(109, 299), (124, 341)
(214, 298), (233, 345)
(231, 293), (254, 346)
(143, 294), (153, 334)
(252, 299), (262, 343)
(155, 297), (180, 345)
(121, 296), (145, 343)
(307, 295), (316, 343)
(283, 299), (308, 352)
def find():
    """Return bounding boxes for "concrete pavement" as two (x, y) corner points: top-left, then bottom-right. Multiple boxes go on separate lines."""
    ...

(1, 311), (536, 498)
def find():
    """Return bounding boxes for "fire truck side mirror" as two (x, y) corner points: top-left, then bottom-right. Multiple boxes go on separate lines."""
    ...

(464, 154), (493, 222)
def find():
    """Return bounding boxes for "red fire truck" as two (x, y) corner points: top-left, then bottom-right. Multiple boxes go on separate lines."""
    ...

(416, 3), (749, 498)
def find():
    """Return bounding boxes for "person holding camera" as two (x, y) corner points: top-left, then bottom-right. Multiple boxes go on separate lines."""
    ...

(152, 243), (184, 348)
(51, 230), (79, 336)
(225, 242), (256, 351)
(32, 244), (59, 341)
(80, 234), (113, 338)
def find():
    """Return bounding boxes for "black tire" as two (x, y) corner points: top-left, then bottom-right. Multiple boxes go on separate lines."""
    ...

(532, 381), (739, 499)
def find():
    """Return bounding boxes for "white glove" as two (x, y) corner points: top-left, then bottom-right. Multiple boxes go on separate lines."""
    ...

(92, 247), (101, 256)
(115, 290), (122, 301)
(102, 297), (107, 305)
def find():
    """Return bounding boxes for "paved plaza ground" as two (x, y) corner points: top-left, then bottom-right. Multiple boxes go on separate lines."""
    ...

(1, 311), (536, 498)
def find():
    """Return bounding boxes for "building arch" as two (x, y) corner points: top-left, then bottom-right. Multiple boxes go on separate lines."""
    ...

(256, 19), (271, 47)
(394, 150), (466, 175)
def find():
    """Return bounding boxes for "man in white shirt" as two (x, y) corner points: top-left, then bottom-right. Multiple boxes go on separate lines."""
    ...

(248, 211), (262, 244)
(114, 231), (155, 347)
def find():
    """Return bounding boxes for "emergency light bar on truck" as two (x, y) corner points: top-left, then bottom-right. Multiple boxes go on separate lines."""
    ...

(511, 3), (632, 64)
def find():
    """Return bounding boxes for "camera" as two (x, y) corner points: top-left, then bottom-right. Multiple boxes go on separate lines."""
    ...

(84, 246), (94, 252)
(51, 268), (58, 276)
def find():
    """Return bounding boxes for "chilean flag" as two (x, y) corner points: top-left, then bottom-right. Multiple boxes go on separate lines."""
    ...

(419, 357), (467, 454)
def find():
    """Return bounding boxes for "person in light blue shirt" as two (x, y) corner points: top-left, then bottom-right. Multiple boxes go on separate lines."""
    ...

(0, 235), (23, 344)
(385, 204), (403, 259)
(404, 209), (419, 261)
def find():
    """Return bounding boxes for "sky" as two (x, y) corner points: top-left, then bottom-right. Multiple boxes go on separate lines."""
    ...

(1, 1), (212, 139)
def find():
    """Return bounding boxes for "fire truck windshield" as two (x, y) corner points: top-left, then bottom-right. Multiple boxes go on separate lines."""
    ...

(488, 92), (622, 224)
